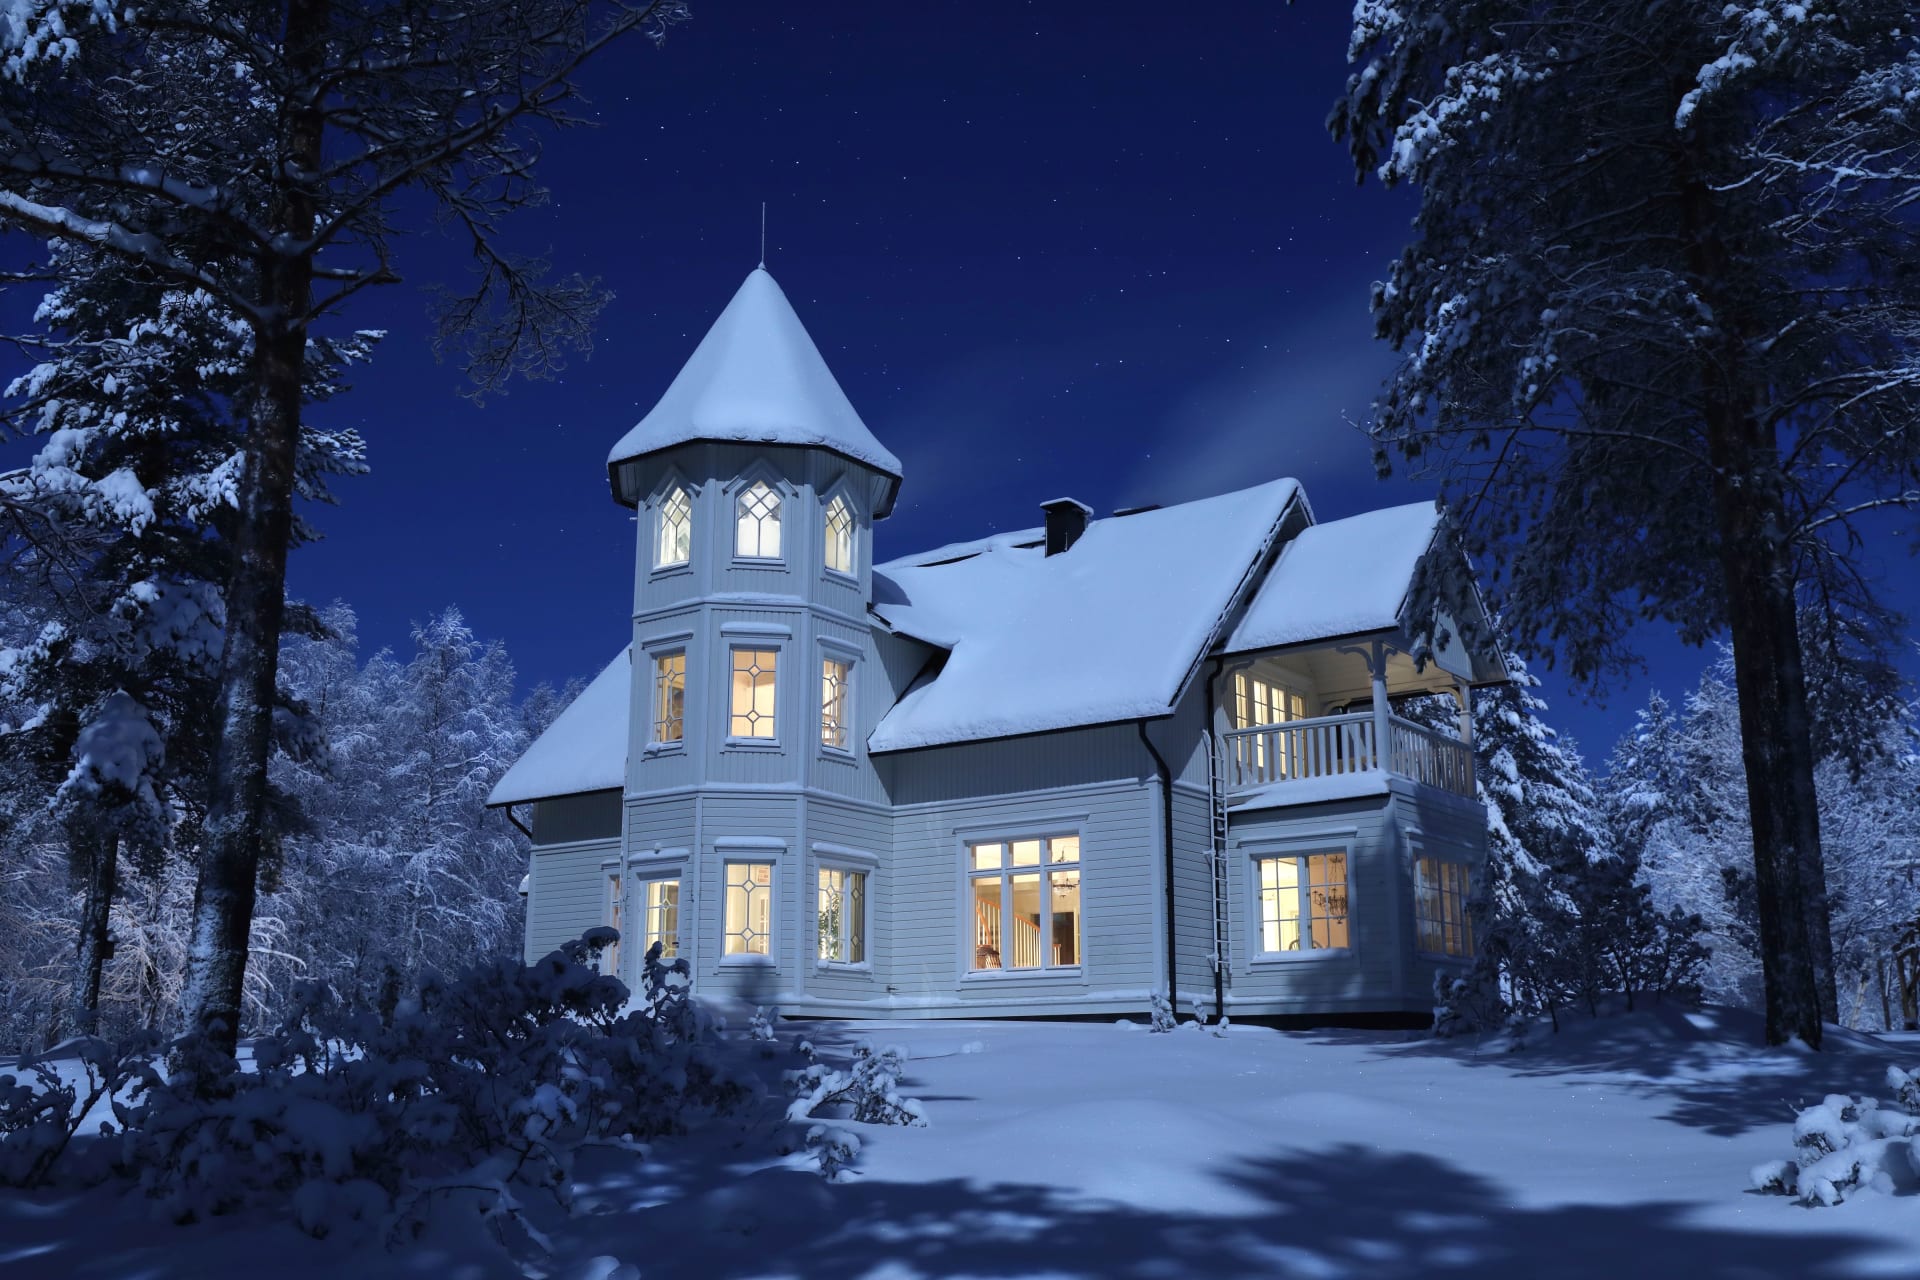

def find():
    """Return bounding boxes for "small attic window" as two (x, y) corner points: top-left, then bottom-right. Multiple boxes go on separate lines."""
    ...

(824, 494), (855, 575)
(656, 486), (692, 568)
(736, 482), (782, 560)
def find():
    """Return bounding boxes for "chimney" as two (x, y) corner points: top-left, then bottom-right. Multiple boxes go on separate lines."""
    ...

(1041, 497), (1092, 557)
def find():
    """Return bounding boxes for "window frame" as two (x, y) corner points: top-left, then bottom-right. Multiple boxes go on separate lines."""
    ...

(821, 488), (858, 580)
(649, 648), (687, 750)
(818, 641), (858, 757)
(815, 859), (872, 969)
(719, 856), (778, 966)
(1230, 668), (1310, 730)
(1244, 836), (1356, 964)
(649, 476), (695, 577)
(635, 870), (683, 963)
(600, 864), (626, 980)
(1413, 855), (1476, 960)
(958, 825), (1086, 979)
(724, 643), (782, 748)
(729, 472), (788, 566)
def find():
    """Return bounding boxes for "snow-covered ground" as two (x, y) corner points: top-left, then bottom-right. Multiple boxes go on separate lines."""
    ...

(3, 1007), (1916, 1279)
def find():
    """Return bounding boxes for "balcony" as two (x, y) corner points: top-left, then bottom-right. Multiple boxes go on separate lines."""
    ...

(1220, 712), (1475, 800)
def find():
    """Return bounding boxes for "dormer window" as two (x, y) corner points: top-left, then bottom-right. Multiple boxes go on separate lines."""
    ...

(735, 482), (782, 559)
(824, 494), (855, 575)
(656, 486), (692, 568)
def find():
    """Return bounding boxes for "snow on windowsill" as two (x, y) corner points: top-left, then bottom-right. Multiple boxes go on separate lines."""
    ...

(962, 967), (1084, 982)
(815, 961), (874, 974)
(1249, 949), (1352, 966)
(720, 954), (777, 968)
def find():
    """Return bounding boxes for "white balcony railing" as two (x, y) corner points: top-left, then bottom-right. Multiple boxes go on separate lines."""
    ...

(1221, 713), (1474, 800)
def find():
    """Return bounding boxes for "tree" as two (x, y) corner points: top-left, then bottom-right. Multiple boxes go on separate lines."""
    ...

(0, 0), (688, 1052)
(0, 242), (368, 1037)
(1332, 1), (1920, 1046)
(1414, 653), (1705, 1031)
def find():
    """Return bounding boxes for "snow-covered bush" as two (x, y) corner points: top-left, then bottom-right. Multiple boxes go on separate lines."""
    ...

(787, 1042), (927, 1130)
(1751, 1068), (1920, 1206)
(2, 931), (742, 1248)
(1148, 992), (1177, 1034)
(0, 1033), (159, 1187)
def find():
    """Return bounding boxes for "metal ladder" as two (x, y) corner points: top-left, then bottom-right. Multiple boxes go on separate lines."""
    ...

(1205, 731), (1231, 986)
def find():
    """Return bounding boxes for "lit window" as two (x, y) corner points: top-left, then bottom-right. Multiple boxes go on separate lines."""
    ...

(724, 862), (774, 957)
(968, 834), (1080, 971)
(1232, 672), (1307, 729)
(818, 867), (867, 964)
(656, 486), (692, 568)
(653, 652), (685, 744)
(1257, 853), (1349, 953)
(821, 657), (852, 751)
(735, 481), (782, 559)
(642, 877), (680, 959)
(603, 872), (624, 977)
(729, 648), (778, 739)
(824, 494), (855, 575)
(1415, 858), (1474, 958)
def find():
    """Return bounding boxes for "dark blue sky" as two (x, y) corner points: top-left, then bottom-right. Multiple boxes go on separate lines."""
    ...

(266, 2), (1912, 763)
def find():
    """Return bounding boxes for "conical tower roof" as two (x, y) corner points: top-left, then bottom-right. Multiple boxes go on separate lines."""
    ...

(607, 268), (902, 507)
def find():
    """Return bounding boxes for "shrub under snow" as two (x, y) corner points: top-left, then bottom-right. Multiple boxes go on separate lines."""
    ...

(787, 1041), (928, 1130)
(0, 933), (743, 1250)
(1751, 1067), (1920, 1206)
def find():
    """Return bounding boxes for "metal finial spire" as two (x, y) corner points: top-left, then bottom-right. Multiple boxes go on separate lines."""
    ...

(759, 202), (766, 268)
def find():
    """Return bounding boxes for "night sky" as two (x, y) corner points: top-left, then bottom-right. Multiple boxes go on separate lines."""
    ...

(136, 3), (1920, 760)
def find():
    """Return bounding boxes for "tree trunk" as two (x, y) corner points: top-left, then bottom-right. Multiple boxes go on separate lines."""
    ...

(1706, 450), (1831, 1048)
(1678, 154), (1836, 1048)
(177, 0), (328, 1057)
(67, 828), (119, 1039)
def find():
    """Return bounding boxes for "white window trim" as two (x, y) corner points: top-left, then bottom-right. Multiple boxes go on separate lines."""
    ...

(818, 644), (857, 758)
(600, 862), (627, 981)
(1412, 852), (1476, 961)
(631, 864), (686, 965)
(649, 475), (696, 577)
(724, 641), (784, 750)
(957, 825), (1086, 980)
(718, 849), (780, 968)
(1244, 835), (1357, 965)
(814, 852), (873, 971)
(646, 647), (688, 753)
(727, 468), (791, 568)
(820, 486), (859, 582)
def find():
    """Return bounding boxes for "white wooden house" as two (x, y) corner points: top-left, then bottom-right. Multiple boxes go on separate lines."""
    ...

(488, 267), (1506, 1022)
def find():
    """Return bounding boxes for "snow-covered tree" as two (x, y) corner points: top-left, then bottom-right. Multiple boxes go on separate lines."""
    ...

(1620, 651), (1920, 1028)
(0, 240), (371, 1036)
(0, 0), (689, 1054)
(1416, 652), (1707, 1032)
(1334, 0), (1920, 1047)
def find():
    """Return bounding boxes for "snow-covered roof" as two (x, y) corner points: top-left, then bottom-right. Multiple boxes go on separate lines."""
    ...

(487, 647), (629, 806)
(1221, 501), (1440, 655)
(606, 268), (903, 500)
(868, 479), (1301, 752)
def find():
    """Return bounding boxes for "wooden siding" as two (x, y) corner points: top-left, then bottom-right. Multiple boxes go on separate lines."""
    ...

(883, 724), (1151, 808)
(1222, 793), (1416, 1015)
(531, 790), (621, 845)
(525, 837), (620, 963)
(1168, 784), (1218, 1007)
(886, 780), (1159, 1013)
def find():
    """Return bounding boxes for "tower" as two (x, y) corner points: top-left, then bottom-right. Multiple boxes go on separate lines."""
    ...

(603, 268), (901, 1000)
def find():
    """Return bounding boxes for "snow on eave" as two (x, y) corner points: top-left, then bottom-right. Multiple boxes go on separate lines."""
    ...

(487, 646), (630, 807)
(604, 268), (902, 512)
(865, 479), (1303, 754)
(1219, 501), (1443, 656)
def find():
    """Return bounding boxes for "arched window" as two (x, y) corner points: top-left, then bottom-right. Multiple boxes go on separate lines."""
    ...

(823, 494), (855, 575)
(735, 481), (782, 559)
(656, 485), (692, 568)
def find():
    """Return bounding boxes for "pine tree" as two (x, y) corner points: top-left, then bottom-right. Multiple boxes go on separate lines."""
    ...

(1333, 2), (1920, 1045)
(0, 0), (688, 1053)
(0, 248), (370, 1036)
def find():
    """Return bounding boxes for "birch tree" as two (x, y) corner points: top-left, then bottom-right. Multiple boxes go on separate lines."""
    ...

(1332, 1), (1920, 1046)
(0, 0), (688, 1052)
